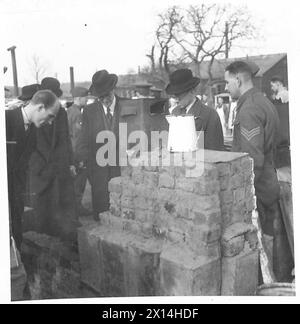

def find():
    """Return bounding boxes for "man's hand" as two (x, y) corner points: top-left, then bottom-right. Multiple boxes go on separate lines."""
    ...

(70, 165), (77, 177)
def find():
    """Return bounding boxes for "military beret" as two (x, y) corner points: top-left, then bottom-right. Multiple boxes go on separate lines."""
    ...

(71, 86), (89, 97)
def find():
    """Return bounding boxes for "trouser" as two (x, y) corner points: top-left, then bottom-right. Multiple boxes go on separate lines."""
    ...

(35, 177), (79, 242)
(11, 249), (27, 301)
(257, 199), (294, 282)
(74, 167), (87, 208)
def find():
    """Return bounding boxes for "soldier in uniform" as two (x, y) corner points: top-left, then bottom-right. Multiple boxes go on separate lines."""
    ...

(224, 61), (293, 281)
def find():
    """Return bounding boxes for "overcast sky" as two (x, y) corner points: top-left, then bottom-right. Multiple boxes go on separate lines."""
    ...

(0, 0), (299, 86)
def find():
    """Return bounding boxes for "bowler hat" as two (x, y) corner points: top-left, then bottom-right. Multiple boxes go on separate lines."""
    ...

(89, 70), (118, 97)
(18, 84), (40, 101)
(71, 86), (89, 98)
(40, 77), (63, 97)
(166, 69), (200, 95)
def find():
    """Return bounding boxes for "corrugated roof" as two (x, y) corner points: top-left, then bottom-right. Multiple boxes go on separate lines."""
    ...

(194, 53), (287, 80)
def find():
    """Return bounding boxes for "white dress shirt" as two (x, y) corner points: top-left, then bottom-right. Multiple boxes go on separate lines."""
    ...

(102, 95), (116, 116)
(21, 106), (31, 131)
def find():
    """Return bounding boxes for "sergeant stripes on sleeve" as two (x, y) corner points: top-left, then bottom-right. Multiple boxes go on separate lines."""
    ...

(241, 126), (261, 141)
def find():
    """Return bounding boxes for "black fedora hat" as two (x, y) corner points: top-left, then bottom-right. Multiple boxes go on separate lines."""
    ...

(166, 69), (200, 95)
(40, 77), (63, 97)
(89, 70), (118, 97)
(18, 83), (40, 101)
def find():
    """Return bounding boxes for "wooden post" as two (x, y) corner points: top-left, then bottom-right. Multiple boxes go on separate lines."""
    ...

(7, 46), (19, 97)
(70, 66), (75, 92)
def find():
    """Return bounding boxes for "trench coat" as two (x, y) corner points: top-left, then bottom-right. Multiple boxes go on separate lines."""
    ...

(76, 97), (121, 217)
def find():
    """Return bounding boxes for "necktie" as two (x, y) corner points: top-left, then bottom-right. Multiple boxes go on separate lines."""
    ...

(106, 107), (113, 128)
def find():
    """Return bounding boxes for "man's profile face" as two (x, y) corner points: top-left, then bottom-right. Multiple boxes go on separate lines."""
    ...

(270, 81), (280, 94)
(99, 91), (114, 107)
(217, 97), (224, 105)
(224, 71), (240, 100)
(33, 101), (60, 127)
(172, 89), (195, 109)
(80, 97), (88, 106)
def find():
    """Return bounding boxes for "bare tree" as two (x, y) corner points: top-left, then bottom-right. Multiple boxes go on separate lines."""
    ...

(28, 54), (49, 83)
(144, 4), (259, 89)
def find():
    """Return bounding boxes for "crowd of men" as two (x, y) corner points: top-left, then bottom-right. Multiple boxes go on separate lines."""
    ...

(6, 61), (292, 300)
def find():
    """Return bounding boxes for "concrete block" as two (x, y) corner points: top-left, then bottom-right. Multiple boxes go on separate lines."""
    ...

(219, 176), (230, 191)
(220, 190), (233, 205)
(160, 245), (221, 295)
(78, 225), (106, 294)
(230, 159), (242, 175)
(108, 177), (122, 193)
(222, 235), (245, 257)
(132, 168), (144, 185)
(121, 166), (132, 178)
(221, 247), (259, 296)
(192, 209), (221, 226)
(159, 172), (175, 189)
(216, 162), (231, 177)
(175, 177), (195, 192)
(143, 171), (159, 188)
(233, 188), (245, 204)
(229, 174), (244, 190)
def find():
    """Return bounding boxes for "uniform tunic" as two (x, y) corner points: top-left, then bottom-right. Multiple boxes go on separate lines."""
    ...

(232, 88), (280, 207)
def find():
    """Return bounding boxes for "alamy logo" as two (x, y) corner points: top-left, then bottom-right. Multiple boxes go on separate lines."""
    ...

(95, 123), (205, 177)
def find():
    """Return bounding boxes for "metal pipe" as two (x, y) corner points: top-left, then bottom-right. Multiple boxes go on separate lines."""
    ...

(7, 46), (19, 97)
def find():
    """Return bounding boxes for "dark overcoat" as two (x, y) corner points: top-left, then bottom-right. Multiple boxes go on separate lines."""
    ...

(6, 107), (36, 249)
(29, 107), (77, 240)
(76, 97), (121, 216)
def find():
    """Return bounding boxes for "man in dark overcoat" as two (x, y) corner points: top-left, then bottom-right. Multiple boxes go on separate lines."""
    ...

(165, 69), (224, 151)
(76, 70), (121, 220)
(6, 90), (60, 300)
(29, 77), (78, 242)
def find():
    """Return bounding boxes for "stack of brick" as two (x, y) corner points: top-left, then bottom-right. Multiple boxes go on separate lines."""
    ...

(78, 149), (259, 296)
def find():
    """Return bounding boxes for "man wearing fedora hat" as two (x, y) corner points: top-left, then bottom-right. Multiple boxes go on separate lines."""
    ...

(76, 70), (122, 220)
(18, 84), (40, 104)
(166, 68), (224, 151)
(29, 77), (78, 243)
(67, 86), (90, 216)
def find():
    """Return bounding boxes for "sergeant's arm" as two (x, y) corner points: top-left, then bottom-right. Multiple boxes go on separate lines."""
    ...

(238, 107), (265, 179)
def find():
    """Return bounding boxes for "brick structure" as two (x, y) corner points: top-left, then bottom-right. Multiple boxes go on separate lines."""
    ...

(78, 149), (259, 296)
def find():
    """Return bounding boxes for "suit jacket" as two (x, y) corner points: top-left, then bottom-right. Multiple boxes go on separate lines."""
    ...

(29, 106), (74, 194)
(171, 98), (224, 151)
(76, 96), (121, 213)
(6, 108), (36, 243)
(6, 108), (36, 194)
